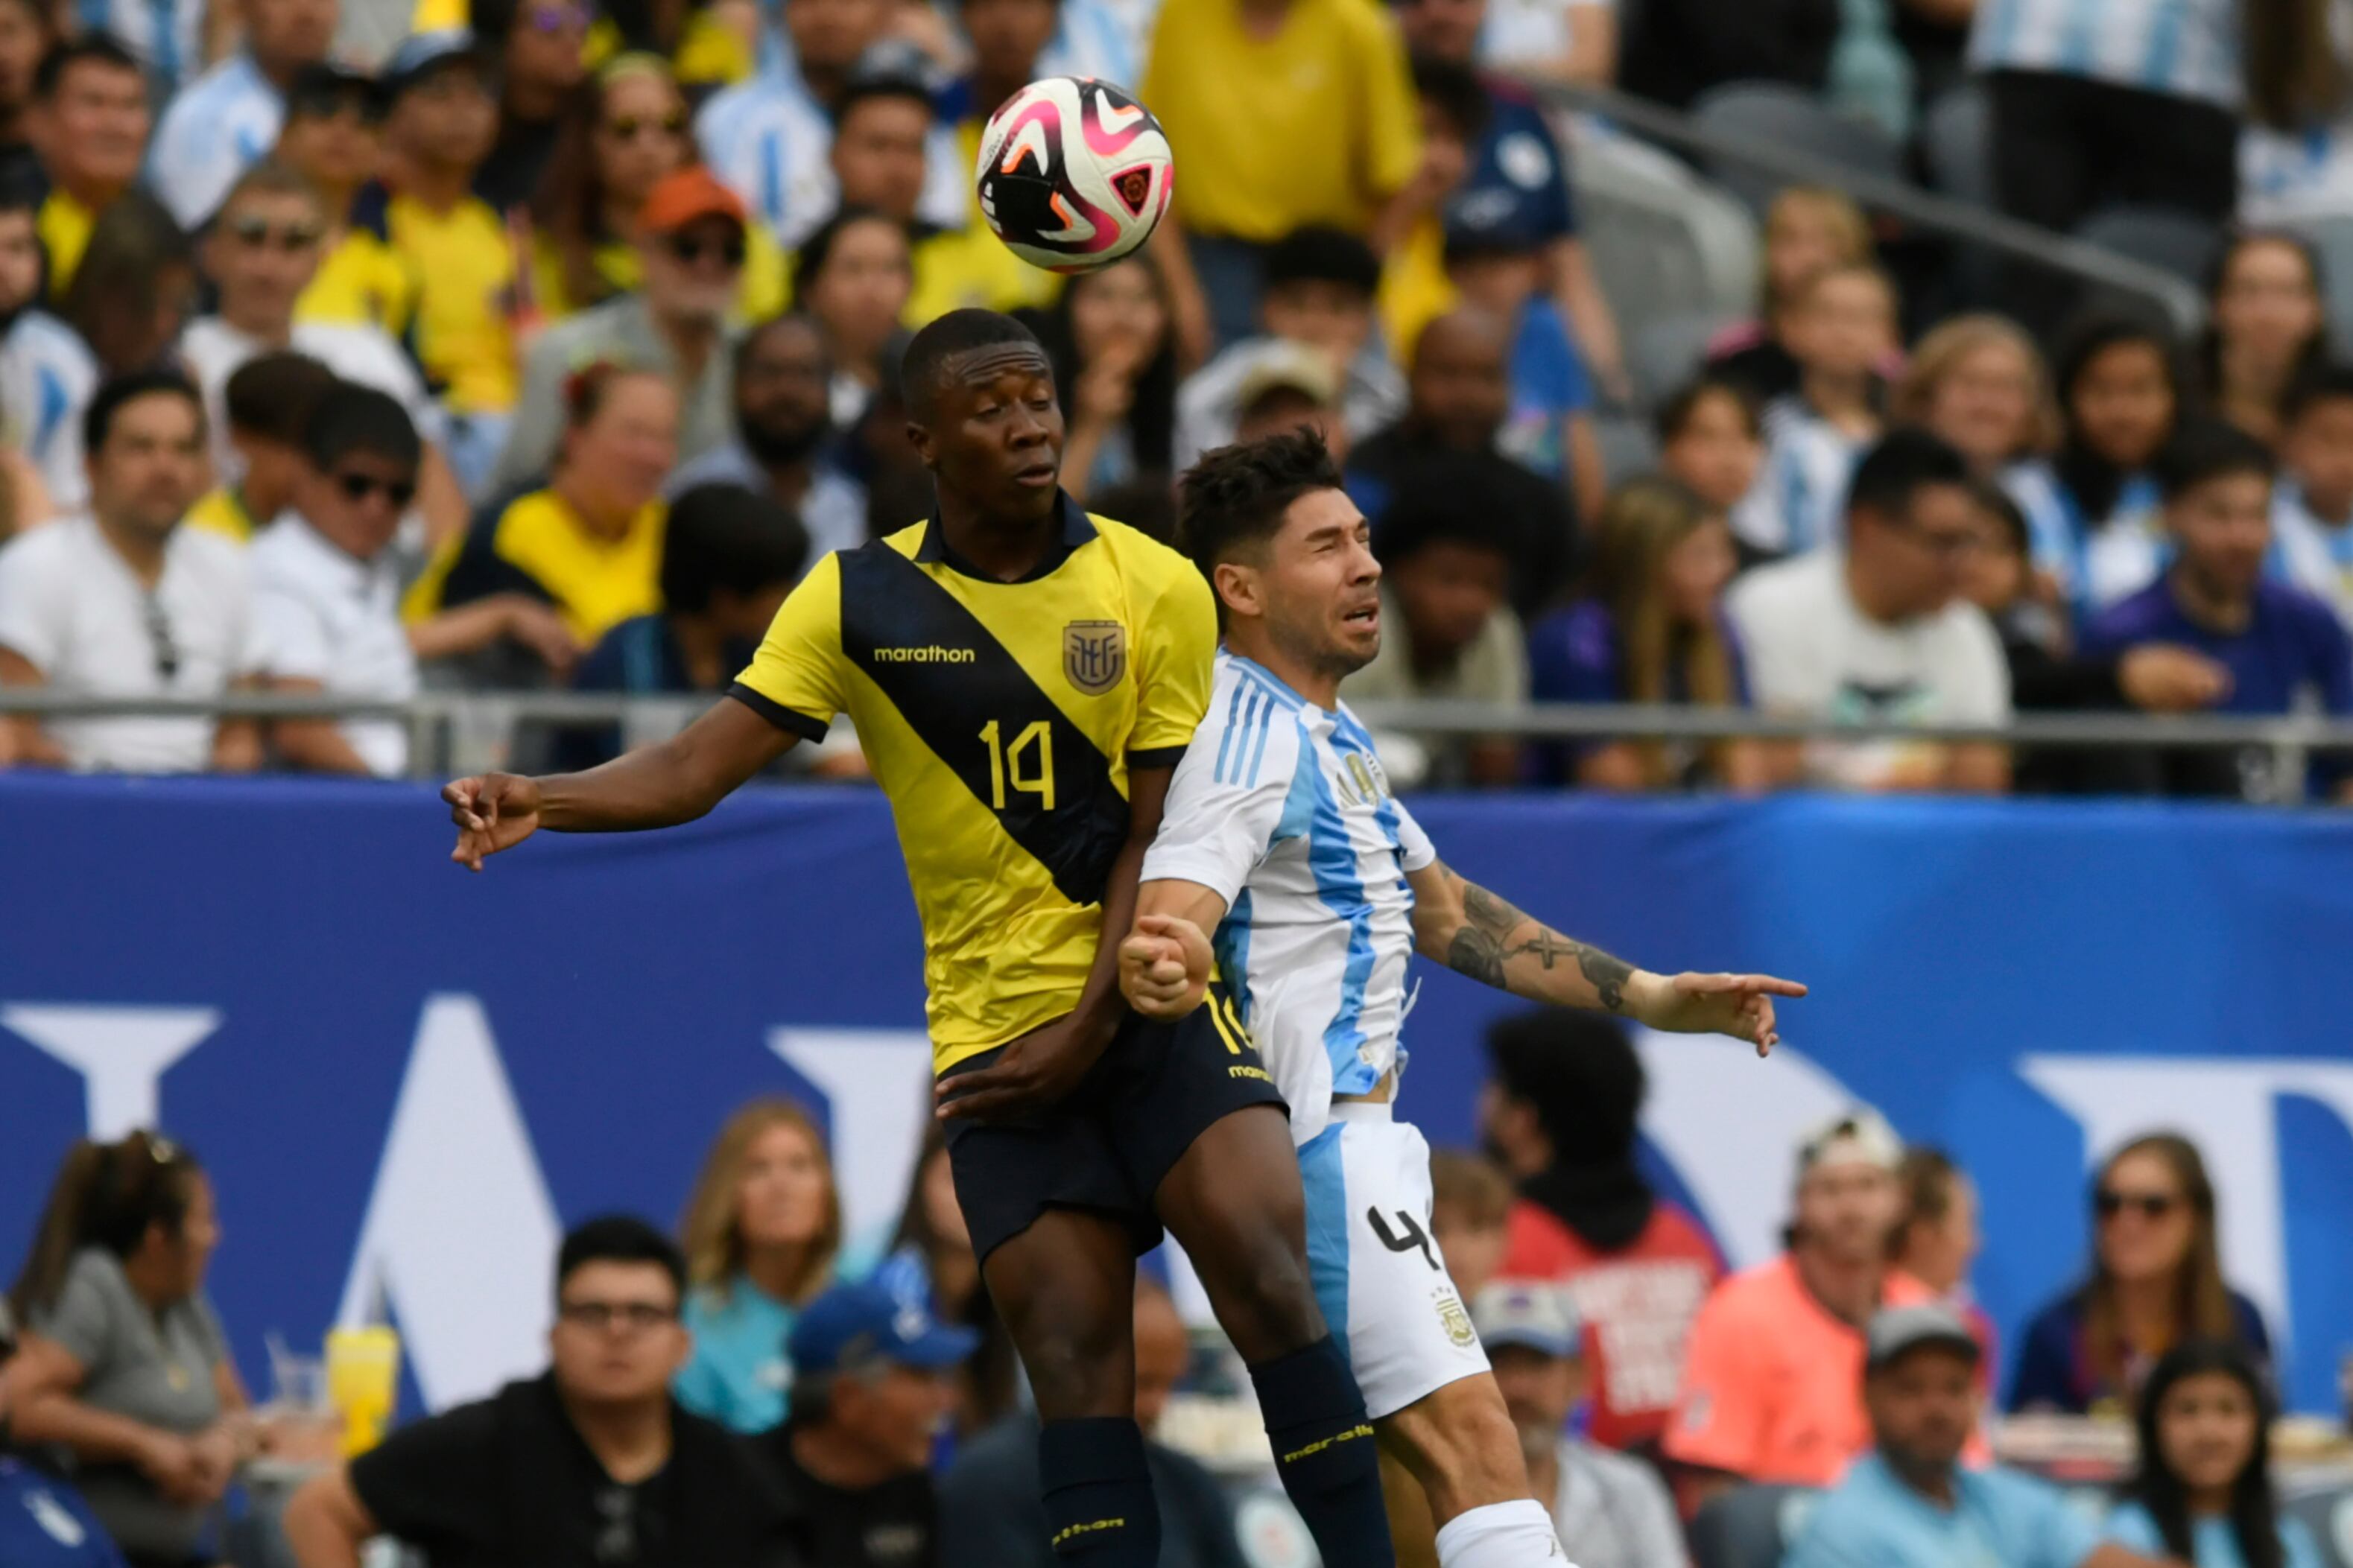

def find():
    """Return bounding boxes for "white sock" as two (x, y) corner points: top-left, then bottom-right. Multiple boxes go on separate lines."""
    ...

(1434, 1498), (1572, 1567)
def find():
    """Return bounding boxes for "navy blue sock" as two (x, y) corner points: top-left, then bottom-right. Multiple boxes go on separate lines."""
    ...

(1039, 1416), (1160, 1564)
(1250, 1336), (1397, 1567)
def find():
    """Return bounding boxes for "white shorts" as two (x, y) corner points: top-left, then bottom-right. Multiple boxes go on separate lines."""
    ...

(1299, 1103), (1492, 1420)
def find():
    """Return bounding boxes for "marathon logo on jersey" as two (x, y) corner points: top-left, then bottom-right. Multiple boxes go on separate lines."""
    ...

(872, 646), (976, 663)
(1063, 620), (1126, 695)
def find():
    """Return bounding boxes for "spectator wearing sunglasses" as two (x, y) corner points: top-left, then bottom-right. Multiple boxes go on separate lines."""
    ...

(372, 31), (519, 499)
(148, 0), (339, 229)
(180, 161), (472, 545)
(493, 165), (742, 492)
(2010, 1134), (2272, 1418)
(283, 1216), (807, 1568)
(279, 63), (416, 337)
(26, 35), (151, 302)
(0, 371), (261, 773)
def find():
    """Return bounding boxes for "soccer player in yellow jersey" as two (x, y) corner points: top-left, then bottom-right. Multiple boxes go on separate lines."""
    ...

(442, 309), (1401, 1568)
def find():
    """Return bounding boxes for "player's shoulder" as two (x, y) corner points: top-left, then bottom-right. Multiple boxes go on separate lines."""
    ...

(1087, 511), (1200, 589)
(1197, 656), (1311, 784)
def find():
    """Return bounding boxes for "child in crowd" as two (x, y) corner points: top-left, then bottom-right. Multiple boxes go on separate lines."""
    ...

(1706, 185), (1875, 403)
(2273, 364), (2353, 626)
(1656, 377), (1770, 559)
(1740, 261), (1897, 558)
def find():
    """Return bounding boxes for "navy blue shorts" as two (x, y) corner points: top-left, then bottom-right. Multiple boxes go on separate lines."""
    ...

(940, 983), (1288, 1263)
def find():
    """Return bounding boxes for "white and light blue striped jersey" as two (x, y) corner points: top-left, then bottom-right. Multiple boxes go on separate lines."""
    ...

(1969, 0), (2242, 109)
(1036, 0), (1140, 92)
(1140, 653), (1437, 1147)
(2004, 459), (2169, 620)
(697, 55), (969, 248)
(148, 54), (285, 229)
(1732, 396), (1867, 558)
(0, 311), (99, 515)
(2270, 478), (2353, 626)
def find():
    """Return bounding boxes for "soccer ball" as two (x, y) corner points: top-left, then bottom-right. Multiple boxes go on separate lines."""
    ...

(976, 77), (1174, 274)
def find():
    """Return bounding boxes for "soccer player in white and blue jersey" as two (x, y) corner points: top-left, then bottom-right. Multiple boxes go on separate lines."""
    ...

(1122, 430), (1805, 1568)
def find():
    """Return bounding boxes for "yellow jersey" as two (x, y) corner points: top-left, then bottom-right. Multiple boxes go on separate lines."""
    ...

(382, 189), (520, 415)
(184, 486), (261, 543)
(732, 496), (1217, 1070)
(404, 486), (665, 643)
(297, 226), (420, 337)
(527, 224), (788, 326)
(39, 191), (95, 301)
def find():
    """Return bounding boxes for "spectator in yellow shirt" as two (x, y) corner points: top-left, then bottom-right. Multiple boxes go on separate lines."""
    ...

(282, 63), (419, 336)
(1141, 0), (1431, 353)
(27, 36), (149, 300)
(186, 350), (343, 542)
(408, 364), (679, 660)
(525, 52), (785, 323)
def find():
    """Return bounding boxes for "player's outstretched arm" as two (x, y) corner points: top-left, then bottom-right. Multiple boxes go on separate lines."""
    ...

(443, 697), (797, 870)
(1404, 860), (1806, 1056)
(1118, 880), (1229, 1019)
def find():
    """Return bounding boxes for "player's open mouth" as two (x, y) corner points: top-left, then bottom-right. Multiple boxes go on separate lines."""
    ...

(1343, 604), (1379, 629)
(1013, 461), (1059, 486)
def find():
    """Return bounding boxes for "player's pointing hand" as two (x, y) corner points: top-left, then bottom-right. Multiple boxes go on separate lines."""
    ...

(443, 772), (545, 872)
(1630, 971), (1809, 1058)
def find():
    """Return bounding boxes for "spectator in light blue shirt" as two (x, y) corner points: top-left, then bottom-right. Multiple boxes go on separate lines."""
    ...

(673, 1099), (843, 1434)
(1785, 1303), (2167, 1568)
(2106, 1339), (2325, 1568)
(148, 0), (338, 229)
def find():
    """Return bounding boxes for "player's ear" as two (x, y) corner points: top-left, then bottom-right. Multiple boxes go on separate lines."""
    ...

(1212, 559), (1260, 620)
(904, 417), (936, 469)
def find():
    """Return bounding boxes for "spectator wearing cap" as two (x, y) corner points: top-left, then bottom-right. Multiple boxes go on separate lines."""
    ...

(557, 482), (808, 769)
(764, 1280), (970, 1568)
(1231, 341), (1351, 459)
(495, 165), (744, 492)
(283, 1216), (805, 1568)
(370, 31), (519, 498)
(148, 0), (339, 229)
(27, 36), (151, 301)
(0, 372), (260, 773)
(0, 173), (89, 513)
(1483, 1010), (1725, 1456)
(1347, 307), (1583, 616)
(938, 1280), (1245, 1568)
(697, 19), (966, 253)
(467, 0), (589, 215)
(186, 350), (341, 542)
(1665, 1110), (1946, 1510)
(667, 313), (868, 559)
(1173, 226), (1405, 472)
(0, 1298), (127, 1568)
(179, 161), (469, 544)
(279, 64), (417, 337)
(1727, 428), (2013, 795)
(1139, 0), (1424, 356)
(1473, 1283), (1682, 1568)
(528, 53), (789, 325)
(1784, 1304), (2166, 1568)
(1338, 460), (1532, 787)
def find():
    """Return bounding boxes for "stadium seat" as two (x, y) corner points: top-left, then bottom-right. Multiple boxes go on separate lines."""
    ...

(1568, 127), (1759, 378)
(1688, 1482), (1825, 1568)
(2073, 206), (2225, 288)
(1689, 82), (1904, 221)
(1630, 311), (1744, 410)
(1592, 409), (1662, 486)
(2287, 1483), (2353, 1568)
(1919, 83), (1993, 207)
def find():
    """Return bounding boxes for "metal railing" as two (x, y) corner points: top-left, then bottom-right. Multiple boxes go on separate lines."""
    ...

(5, 690), (2348, 784)
(1541, 80), (2208, 334)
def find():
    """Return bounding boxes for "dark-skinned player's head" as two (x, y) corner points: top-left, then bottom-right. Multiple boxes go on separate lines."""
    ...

(901, 308), (1064, 523)
(1178, 428), (1379, 682)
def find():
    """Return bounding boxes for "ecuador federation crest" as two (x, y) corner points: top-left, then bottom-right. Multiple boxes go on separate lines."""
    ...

(1063, 620), (1127, 695)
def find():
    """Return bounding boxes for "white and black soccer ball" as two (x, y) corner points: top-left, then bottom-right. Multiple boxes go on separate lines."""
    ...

(975, 77), (1174, 274)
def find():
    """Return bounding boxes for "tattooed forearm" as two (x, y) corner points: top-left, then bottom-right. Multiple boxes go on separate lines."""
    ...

(1437, 872), (1636, 1012)
(1447, 927), (1506, 986)
(1576, 945), (1632, 1013)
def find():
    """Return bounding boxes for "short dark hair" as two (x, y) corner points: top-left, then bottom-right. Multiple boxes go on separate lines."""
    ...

(1656, 376), (1761, 444)
(227, 352), (340, 442)
(1484, 1009), (1647, 1162)
(2156, 416), (2276, 501)
(735, 311), (830, 380)
(554, 1214), (686, 1301)
(1966, 478), (2030, 559)
(1263, 226), (1381, 299)
(835, 72), (934, 128)
(1177, 428), (1346, 583)
(34, 33), (139, 101)
(83, 369), (203, 457)
(302, 381), (421, 472)
(470, 0), (522, 42)
(1410, 52), (1489, 140)
(1373, 458), (1527, 568)
(1845, 426), (1972, 524)
(2284, 361), (2353, 425)
(0, 166), (37, 222)
(661, 483), (810, 612)
(901, 306), (1044, 421)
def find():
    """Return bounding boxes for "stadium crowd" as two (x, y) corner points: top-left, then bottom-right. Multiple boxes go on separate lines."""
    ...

(0, 0), (2346, 798)
(0, 1011), (2311, 1567)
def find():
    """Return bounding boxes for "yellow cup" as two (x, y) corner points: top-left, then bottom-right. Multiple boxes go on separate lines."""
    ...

(324, 1327), (402, 1456)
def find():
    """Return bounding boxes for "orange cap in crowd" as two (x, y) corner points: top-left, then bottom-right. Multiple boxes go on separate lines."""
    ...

(639, 167), (747, 235)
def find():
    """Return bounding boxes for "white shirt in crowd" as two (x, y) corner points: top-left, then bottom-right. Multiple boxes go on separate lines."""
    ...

(1478, 0), (1612, 77)
(2272, 478), (2353, 627)
(2004, 460), (2167, 618)
(179, 317), (448, 482)
(148, 53), (285, 230)
(1735, 395), (1869, 559)
(247, 513), (417, 778)
(1542, 1437), (1685, 1568)
(0, 515), (253, 773)
(1969, 0), (2243, 110)
(1728, 548), (2012, 790)
(0, 310), (101, 515)
(663, 443), (871, 563)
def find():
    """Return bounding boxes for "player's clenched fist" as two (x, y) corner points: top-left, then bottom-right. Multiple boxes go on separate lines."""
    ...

(1118, 912), (1212, 1020)
(443, 772), (544, 872)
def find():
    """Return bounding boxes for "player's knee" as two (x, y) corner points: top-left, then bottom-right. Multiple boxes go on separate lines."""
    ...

(1001, 1298), (1131, 1415)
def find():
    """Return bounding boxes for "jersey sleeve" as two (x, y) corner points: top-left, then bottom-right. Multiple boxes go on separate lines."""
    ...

(1139, 687), (1303, 910)
(729, 550), (846, 740)
(1129, 561), (1219, 764)
(1390, 794), (1437, 872)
